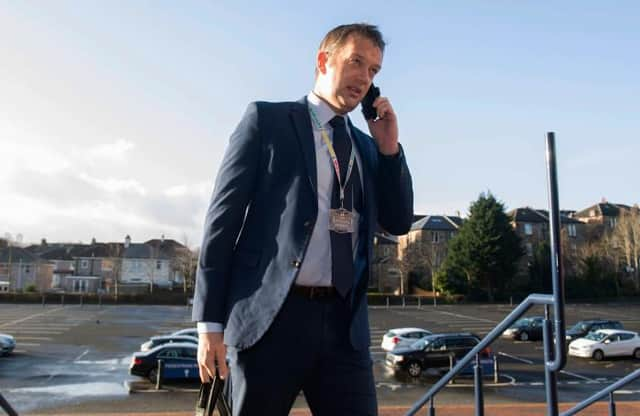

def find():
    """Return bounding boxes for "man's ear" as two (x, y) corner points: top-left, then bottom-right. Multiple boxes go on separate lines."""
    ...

(316, 50), (329, 75)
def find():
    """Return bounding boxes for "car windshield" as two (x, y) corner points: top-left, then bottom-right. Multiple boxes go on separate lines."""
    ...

(584, 332), (607, 341)
(511, 318), (534, 328)
(410, 339), (429, 350)
(569, 322), (589, 332)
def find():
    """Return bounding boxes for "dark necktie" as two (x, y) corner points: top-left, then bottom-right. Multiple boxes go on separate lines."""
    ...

(328, 116), (362, 298)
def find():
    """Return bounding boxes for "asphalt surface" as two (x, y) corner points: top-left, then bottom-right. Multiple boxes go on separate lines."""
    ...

(1, 301), (639, 415)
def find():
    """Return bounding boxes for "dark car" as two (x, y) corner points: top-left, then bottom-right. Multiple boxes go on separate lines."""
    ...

(501, 316), (544, 341)
(565, 319), (623, 342)
(385, 332), (492, 378)
(130, 342), (199, 382)
(140, 335), (198, 352)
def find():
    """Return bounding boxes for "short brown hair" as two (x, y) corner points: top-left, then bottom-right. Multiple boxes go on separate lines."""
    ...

(318, 23), (386, 55)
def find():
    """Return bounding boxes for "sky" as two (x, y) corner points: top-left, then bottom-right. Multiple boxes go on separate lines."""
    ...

(1, 1), (638, 247)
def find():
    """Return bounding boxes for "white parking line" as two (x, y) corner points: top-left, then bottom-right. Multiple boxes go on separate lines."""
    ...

(0, 306), (69, 328)
(15, 336), (52, 341)
(74, 349), (90, 362)
(560, 370), (596, 382)
(497, 352), (534, 365)
(435, 311), (497, 324)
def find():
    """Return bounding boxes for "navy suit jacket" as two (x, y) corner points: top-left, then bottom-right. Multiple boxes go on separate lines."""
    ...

(192, 97), (413, 351)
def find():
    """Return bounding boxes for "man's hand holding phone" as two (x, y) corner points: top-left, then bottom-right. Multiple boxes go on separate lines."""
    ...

(361, 84), (399, 156)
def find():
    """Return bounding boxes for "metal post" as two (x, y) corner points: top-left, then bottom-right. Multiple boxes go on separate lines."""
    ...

(448, 354), (455, 384)
(543, 305), (559, 416)
(545, 132), (566, 372)
(493, 354), (499, 384)
(42, 294), (45, 308)
(608, 392), (616, 416)
(80, 295), (83, 307)
(433, 291), (437, 307)
(418, 296), (421, 309)
(98, 294), (102, 308)
(429, 397), (435, 416)
(402, 296), (406, 308)
(0, 392), (19, 416)
(156, 359), (164, 390)
(474, 354), (484, 416)
(386, 296), (389, 309)
(61, 294), (64, 306)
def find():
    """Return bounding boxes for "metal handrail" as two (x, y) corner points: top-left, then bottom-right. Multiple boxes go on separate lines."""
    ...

(560, 368), (640, 416)
(406, 133), (566, 415)
(0, 392), (19, 416)
(404, 293), (554, 415)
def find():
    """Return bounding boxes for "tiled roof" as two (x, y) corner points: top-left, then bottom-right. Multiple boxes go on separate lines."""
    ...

(0, 246), (39, 263)
(411, 215), (462, 231)
(508, 207), (548, 223)
(575, 202), (631, 218)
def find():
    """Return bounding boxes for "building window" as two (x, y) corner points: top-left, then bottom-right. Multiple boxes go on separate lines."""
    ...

(80, 259), (89, 269)
(24, 265), (31, 274)
(608, 218), (617, 228)
(524, 223), (533, 235)
(432, 231), (440, 243)
(568, 224), (577, 237)
(156, 260), (162, 270)
(526, 243), (533, 257)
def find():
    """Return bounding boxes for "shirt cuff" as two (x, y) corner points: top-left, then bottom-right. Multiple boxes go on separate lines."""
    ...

(197, 322), (224, 334)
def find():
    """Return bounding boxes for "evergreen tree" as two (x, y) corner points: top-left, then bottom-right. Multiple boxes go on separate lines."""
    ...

(438, 192), (523, 301)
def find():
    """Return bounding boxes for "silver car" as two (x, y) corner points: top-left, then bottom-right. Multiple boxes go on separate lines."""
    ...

(0, 333), (16, 356)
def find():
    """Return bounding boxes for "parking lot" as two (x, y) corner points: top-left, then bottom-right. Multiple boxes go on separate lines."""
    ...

(1, 302), (639, 414)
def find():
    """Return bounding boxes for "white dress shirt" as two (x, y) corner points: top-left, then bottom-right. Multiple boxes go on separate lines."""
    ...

(198, 92), (363, 334)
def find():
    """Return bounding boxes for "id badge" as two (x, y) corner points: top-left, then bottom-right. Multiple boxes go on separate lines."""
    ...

(329, 208), (354, 234)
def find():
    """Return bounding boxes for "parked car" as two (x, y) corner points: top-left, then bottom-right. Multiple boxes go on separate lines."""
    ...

(385, 332), (492, 378)
(501, 316), (544, 341)
(0, 333), (16, 356)
(565, 319), (623, 342)
(568, 329), (640, 361)
(130, 342), (199, 381)
(381, 327), (432, 352)
(171, 328), (198, 338)
(140, 335), (198, 352)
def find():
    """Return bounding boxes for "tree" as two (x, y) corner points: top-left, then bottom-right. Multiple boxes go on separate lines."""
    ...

(438, 192), (523, 302)
(527, 241), (552, 293)
(611, 206), (640, 290)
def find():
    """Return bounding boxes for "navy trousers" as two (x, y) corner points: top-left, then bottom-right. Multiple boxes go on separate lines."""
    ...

(227, 290), (377, 416)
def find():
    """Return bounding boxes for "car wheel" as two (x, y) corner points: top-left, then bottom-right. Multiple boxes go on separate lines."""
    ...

(148, 368), (158, 383)
(633, 348), (640, 360)
(407, 361), (422, 377)
(520, 331), (529, 342)
(593, 349), (604, 361)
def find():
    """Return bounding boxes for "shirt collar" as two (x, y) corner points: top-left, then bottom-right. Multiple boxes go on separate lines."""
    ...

(307, 91), (349, 129)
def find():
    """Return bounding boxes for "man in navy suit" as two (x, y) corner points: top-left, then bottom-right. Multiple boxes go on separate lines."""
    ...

(193, 23), (413, 415)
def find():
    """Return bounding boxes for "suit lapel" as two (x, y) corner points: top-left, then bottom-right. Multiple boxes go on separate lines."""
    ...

(290, 98), (318, 197)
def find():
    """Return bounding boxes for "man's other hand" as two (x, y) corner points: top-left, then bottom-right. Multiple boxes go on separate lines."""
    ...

(197, 332), (228, 383)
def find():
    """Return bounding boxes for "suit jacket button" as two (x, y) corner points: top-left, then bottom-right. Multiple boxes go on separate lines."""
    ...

(292, 260), (301, 268)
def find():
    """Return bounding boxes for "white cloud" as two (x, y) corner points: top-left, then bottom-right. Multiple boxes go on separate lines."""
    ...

(77, 172), (147, 195)
(77, 139), (135, 163)
(163, 181), (211, 198)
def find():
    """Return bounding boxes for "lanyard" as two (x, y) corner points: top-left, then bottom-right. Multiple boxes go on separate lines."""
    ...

(308, 107), (356, 208)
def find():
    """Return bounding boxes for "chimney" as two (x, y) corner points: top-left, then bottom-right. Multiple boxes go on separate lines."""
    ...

(41, 238), (48, 247)
(124, 235), (131, 248)
(161, 234), (165, 243)
(91, 237), (96, 245)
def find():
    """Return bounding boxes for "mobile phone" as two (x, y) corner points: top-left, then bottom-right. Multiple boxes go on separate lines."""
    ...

(361, 84), (380, 120)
